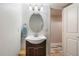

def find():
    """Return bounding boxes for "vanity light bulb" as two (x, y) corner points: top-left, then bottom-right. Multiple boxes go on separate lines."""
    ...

(41, 7), (43, 11)
(29, 6), (32, 11)
(35, 6), (38, 11)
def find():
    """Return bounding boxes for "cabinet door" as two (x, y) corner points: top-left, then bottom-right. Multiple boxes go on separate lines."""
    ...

(66, 38), (77, 56)
(67, 6), (78, 33)
(26, 47), (35, 56)
(26, 47), (46, 56)
(37, 47), (46, 56)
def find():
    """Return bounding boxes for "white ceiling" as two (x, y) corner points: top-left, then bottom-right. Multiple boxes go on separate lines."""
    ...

(50, 3), (70, 9)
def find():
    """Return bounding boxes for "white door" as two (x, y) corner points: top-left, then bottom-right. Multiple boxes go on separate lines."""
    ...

(67, 5), (78, 33)
(66, 38), (77, 56)
(62, 4), (78, 56)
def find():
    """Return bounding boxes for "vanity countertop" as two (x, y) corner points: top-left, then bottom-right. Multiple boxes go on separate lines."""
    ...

(25, 35), (47, 40)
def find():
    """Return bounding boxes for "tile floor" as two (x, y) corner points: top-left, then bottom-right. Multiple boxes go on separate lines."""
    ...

(50, 48), (64, 56)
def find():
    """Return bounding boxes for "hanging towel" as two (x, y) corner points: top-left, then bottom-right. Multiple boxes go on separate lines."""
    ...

(21, 24), (27, 39)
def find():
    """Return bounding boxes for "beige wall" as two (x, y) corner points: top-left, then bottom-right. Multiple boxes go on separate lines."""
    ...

(51, 8), (62, 43)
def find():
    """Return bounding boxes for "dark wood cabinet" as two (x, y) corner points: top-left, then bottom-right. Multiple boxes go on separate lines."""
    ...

(26, 40), (46, 56)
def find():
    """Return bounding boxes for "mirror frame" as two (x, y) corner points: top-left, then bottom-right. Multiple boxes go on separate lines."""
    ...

(29, 13), (44, 33)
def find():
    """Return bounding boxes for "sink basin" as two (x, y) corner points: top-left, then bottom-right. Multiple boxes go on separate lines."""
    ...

(25, 35), (47, 44)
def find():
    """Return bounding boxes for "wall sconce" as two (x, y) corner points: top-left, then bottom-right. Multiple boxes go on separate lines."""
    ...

(29, 6), (43, 11)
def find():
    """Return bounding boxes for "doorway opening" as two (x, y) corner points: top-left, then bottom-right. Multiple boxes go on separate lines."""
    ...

(50, 8), (63, 56)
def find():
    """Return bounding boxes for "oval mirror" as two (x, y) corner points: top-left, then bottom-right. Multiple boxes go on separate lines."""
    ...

(29, 14), (44, 33)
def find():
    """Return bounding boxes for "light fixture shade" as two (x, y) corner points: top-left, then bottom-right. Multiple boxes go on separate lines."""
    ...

(29, 5), (43, 12)
(35, 6), (38, 11)
(41, 7), (43, 11)
(29, 6), (32, 11)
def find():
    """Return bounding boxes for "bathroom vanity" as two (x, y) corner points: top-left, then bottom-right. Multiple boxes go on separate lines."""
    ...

(26, 40), (46, 56)
(25, 7), (48, 56)
(25, 13), (47, 56)
(25, 35), (47, 56)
